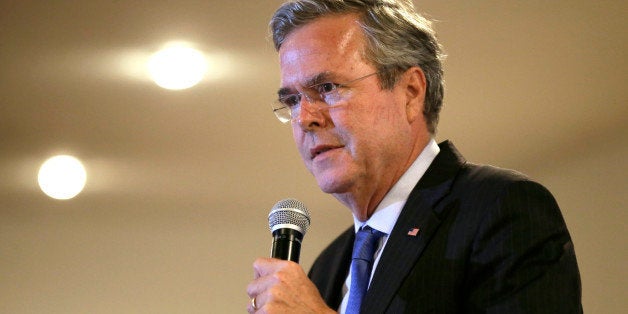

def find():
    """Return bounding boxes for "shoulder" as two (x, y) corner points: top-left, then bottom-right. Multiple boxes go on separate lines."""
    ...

(454, 162), (556, 207)
(447, 163), (571, 258)
(461, 162), (531, 187)
(440, 162), (567, 243)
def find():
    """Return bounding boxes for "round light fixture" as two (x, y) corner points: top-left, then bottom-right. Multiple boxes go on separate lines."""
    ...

(38, 155), (87, 200)
(148, 44), (208, 90)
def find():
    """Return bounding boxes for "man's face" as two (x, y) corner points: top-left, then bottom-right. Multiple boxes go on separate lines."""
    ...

(278, 14), (423, 208)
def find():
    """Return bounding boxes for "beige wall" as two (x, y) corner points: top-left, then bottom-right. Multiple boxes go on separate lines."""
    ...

(1, 1), (626, 313)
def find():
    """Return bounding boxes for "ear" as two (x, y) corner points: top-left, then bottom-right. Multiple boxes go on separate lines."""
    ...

(402, 67), (427, 123)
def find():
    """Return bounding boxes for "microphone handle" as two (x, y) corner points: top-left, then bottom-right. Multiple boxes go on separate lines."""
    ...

(271, 228), (303, 263)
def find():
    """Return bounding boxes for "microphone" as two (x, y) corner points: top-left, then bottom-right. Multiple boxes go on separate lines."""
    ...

(268, 198), (311, 263)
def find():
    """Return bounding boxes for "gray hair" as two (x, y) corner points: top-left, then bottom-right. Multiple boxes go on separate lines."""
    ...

(270, 0), (445, 134)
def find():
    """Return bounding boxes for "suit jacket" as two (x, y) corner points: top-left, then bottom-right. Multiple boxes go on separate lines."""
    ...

(308, 141), (582, 313)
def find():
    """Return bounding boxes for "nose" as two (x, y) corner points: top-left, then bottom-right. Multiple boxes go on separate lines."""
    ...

(295, 96), (327, 131)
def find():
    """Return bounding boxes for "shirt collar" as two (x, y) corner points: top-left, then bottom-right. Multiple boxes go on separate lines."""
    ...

(354, 138), (440, 234)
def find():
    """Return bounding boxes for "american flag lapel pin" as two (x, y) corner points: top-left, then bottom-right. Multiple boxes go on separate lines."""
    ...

(407, 227), (420, 237)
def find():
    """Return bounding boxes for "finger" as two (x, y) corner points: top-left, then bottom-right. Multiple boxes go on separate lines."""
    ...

(246, 280), (260, 299)
(248, 258), (273, 298)
(252, 257), (270, 280)
(253, 257), (276, 278)
(247, 296), (258, 313)
(247, 272), (276, 300)
(253, 257), (297, 277)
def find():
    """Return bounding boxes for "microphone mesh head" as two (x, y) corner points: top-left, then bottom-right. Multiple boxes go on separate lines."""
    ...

(268, 198), (311, 235)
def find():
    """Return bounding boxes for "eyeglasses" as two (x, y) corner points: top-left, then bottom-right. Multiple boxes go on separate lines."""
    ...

(271, 72), (379, 123)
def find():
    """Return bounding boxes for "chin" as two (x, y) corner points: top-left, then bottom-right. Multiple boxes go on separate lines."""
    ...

(315, 175), (351, 194)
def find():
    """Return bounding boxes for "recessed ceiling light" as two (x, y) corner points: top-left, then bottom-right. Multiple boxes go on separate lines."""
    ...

(38, 155), (87, 200)
(148, 44), (208, 90)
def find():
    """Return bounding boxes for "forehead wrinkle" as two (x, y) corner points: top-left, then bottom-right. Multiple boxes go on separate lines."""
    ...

(277, 15), (366, 98)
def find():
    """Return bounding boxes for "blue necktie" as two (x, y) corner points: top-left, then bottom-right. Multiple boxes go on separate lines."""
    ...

(346, 226), (385, 314)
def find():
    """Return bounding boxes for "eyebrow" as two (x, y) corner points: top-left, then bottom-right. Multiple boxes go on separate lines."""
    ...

(277, 72), (334, 98)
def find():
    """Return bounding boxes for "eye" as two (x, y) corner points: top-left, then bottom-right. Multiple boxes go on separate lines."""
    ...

(315, 82), (339, 94)
(279, 94), (301, 108)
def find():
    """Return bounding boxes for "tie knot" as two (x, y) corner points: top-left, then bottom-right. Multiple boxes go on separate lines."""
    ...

(352, 226), (385, 261)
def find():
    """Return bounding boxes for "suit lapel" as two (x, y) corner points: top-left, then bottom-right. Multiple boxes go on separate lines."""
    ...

(362, 141), (465, 313)
(319, 227), (354, 308)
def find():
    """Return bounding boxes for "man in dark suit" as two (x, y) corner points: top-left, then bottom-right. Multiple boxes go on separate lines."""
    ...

(246, 1), (582, 313)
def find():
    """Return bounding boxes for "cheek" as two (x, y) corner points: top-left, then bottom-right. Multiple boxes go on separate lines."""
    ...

(291, 125), (300, 145)
(291, 126), (313, 164)
(353, 90), (402, 123)
(335, 120), (375, 161)
(345, 100), (400, 135)
(344, 103), (406, 154)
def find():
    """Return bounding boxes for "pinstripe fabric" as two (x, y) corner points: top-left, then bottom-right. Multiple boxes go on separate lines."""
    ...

(308, 141), (582, 313)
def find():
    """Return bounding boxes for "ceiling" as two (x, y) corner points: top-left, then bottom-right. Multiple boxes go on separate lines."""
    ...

(1, 1), (626, 313)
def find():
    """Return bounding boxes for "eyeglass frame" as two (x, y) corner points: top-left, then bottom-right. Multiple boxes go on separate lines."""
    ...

(271, 71), (380, 123)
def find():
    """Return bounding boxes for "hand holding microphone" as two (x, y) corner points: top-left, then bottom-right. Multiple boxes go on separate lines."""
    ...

(246, 199), (334, 314)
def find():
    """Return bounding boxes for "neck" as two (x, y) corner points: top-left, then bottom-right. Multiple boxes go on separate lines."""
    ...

(333, 183), (392, 222)
(335, 136), (432, 222)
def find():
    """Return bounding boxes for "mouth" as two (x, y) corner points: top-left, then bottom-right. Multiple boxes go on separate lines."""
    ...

(310, 145), (343, 159)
